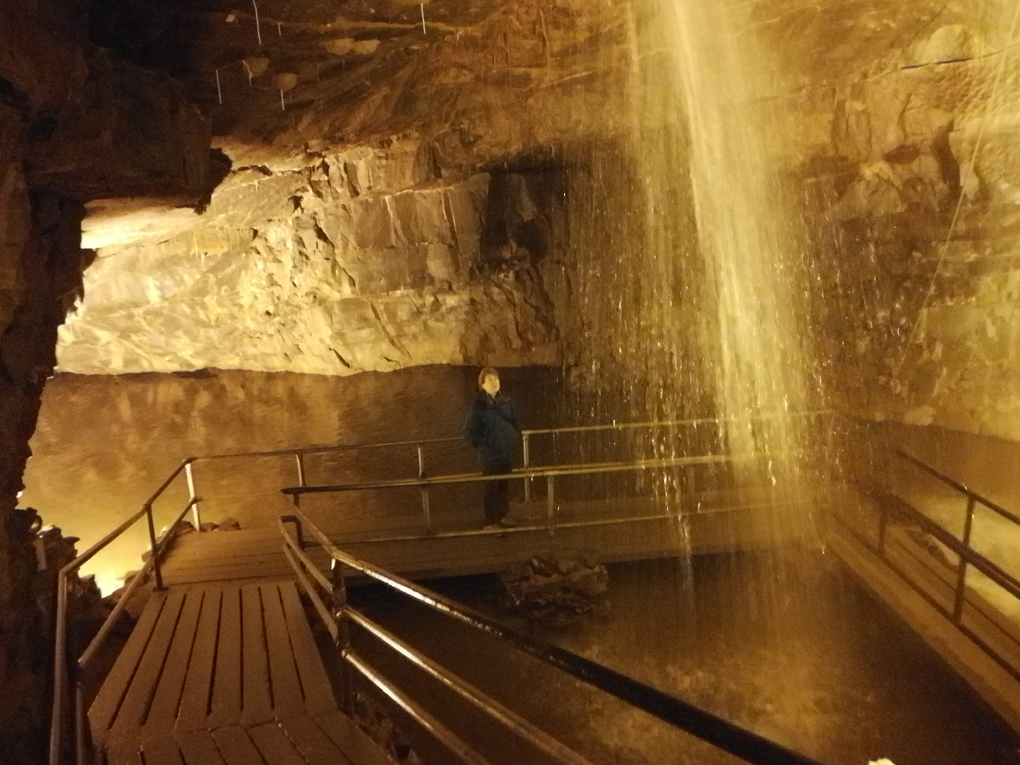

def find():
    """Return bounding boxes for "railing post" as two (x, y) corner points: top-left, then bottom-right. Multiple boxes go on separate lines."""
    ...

(953, 497), (976, 622)
(877, 505), (888, 556)
(418, 445), (432, 535)
(331, 559), (353, 713)
(293, 454), (306, 510)
(185, 462), (203, 531)
(523, 433), (531, 503)
(75, 680), (86, 765)
(145, 504), (164, 592)
(49, 572), (68, 765)
(546, 475), (555, 536)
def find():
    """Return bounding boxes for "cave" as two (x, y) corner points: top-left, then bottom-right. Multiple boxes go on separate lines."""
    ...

(4, 1), (1020, 764)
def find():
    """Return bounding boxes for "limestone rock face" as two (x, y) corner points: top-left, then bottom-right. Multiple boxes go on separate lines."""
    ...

(60, 140), (560, 374)
(768, 4), (1020, 438)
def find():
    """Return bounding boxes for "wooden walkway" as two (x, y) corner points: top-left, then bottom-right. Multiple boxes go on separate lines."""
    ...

(162, 491), (807, 586)
(90, 581), (389, 765)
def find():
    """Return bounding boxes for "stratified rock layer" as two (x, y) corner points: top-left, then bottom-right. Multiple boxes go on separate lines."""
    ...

(60, 141), (560, 374)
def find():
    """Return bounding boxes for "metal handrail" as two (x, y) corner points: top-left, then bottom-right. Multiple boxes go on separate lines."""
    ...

(892, 447), (1020, 527)
(281, 453), (738, 496)
(835, 444), (1020, 685)
(278, 509), (824, 765)
(48, 459), (196, 765)
(188, 409), (829, 463)
(196, 436), (464, 462)
(521, 409), (833, 437)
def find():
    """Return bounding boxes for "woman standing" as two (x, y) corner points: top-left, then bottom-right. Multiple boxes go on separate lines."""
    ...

(463, 367), (520, 529)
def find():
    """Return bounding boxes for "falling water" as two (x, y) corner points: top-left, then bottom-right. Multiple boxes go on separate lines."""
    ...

(567, 0), (824, 549)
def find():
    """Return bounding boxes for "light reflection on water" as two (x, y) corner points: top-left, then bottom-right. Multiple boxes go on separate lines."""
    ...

(21, 365), (566, 593)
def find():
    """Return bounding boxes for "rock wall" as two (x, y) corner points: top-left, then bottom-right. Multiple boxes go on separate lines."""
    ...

(55, 0), (634, 377)
(0, 0), (217, 760)
(59, 141), (561, 374)
(766, 1), (1020, 438)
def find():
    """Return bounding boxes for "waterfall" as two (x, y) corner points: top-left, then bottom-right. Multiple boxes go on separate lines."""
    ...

(566, 0), (825, 547)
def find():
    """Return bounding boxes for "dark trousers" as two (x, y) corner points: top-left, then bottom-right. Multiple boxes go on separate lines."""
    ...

(482, 463), (512, 524)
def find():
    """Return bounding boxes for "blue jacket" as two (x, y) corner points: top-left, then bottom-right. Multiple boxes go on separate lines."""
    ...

(463, 392), (521, 468)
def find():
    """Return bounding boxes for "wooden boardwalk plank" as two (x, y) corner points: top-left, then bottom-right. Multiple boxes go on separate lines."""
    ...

(176, 730), (228, 765)
(210, 727), (265, 765)
(145, 590), (205, 736)
(142, 738), (186, 765)
(176, 588), (223, 734)
(280, 716), (354, 765)
(314, 711), (394, 765)
(261, 583), (306, 721)
(208, 587), (243, 729)
(89, 590), (167, 746)
(248, 722), (308, 765)
(279, 582), (338, 716)
(106, 739), (143, 765)
(240, 584), (274, 726)
(108, 589), (188, 749)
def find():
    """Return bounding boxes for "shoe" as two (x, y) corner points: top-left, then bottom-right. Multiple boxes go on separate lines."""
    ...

(482, 523), (501, 531)
(498, 518), (516, 528)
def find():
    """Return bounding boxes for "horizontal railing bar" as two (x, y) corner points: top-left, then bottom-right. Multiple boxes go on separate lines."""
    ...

(58, 507), (148, 577)
(345, 650), (491, 765)
(278, 518), (332, 593)
(281, 544), (338, 642)
(181, 411), (830, 465)
(882, 493), (1020, 602)
(78, 554), (157, 670)
(297, 498), (812, 552)
(311, 516), (671, 549)
(142, 459), (194, 509)
(346, 609), (597, 765)
(198, 437), (464, 462)
(289, 508), (823, 765)
(832, 515), (1020, 684)
(523, 409), (834, 437)
(283, 454), (740, 496)
(892, 448), (1020, 527)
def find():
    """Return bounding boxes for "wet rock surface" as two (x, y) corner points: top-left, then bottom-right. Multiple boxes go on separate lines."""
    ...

(498, 553), (609, 627)
(351, 691), (423, 765)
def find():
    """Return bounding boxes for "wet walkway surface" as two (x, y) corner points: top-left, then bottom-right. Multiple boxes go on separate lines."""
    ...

(351, 551), (1020, 765)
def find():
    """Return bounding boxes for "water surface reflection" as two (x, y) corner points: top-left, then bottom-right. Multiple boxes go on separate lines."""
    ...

(22, 365), (564, 591)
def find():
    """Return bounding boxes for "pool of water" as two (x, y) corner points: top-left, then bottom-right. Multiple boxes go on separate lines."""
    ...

(351, 553), (1020, 765)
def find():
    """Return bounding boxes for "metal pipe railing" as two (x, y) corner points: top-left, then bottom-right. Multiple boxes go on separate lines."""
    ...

(48, 460), (197, 765)
(521, 409), (833, 437)
(282, 454), (737, 496)
(836, 442), (1020, 685)
(345, 609), (597, 765)
(346, 650), (491, 765)
(50, 413), (820, 765)
(279, 507), (824, 765)
(892, 447), (1020, 527)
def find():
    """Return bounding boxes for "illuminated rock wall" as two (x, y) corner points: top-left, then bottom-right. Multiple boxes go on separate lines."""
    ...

(763, 1), (1020, 438)
(59, 142), (561, 374)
